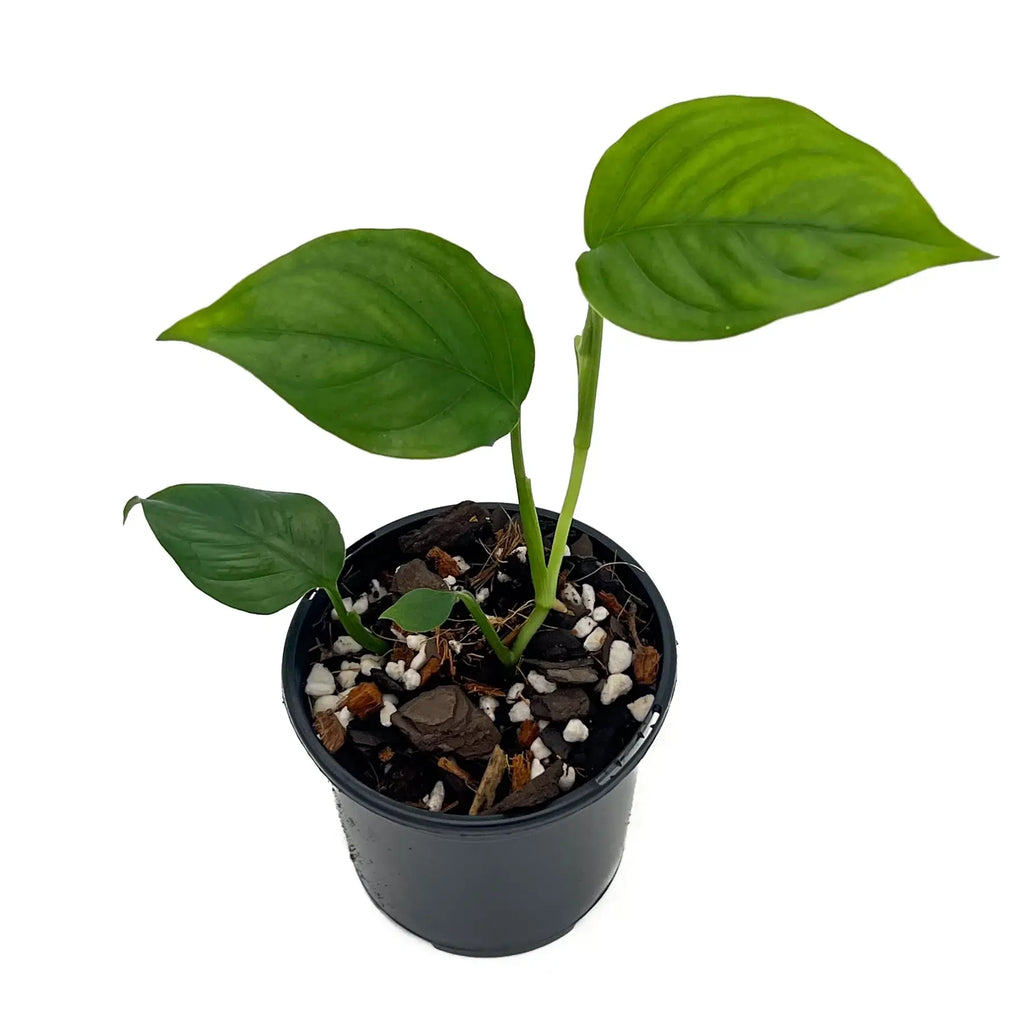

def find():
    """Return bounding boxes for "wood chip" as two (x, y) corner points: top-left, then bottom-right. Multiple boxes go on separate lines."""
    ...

(634, 644), (661, 684)
(427, 546), (463, 578)
(313, 711), (346, 753)
(469, 745), (506, 815)
(437, 756), (474, 786)
(462, 680), (506, 698)
(509, 753), (532, 791)
(598, 590), (624, 616)
(517, 720), (540, 747)
(418, 655), (443, 687)
(339, 682), (384, 720)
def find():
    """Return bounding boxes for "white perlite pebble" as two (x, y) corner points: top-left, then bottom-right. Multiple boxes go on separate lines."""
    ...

(403, 669), (422, 691)
(360, 654), (382, 676)
(479, 695), (499, 721)
(379, 703), (397, 727)
(530, 736), (552, 760)
(592, 606), (609, 622)
(340, 660), (361, 671)
(537, 719), (550, 731)
(338, 669), (359, 690)
(514, 545), (528, 563)
(608, 639), (633, 674)
(572, 616), (597, 638)
(509, 700), (533, 723)
(581, 583), (596, 612)
(330, 607), (339, 621)
(382, 693), (398, 706)
(369, 578), (387, 602)
(561, 583), (582, 606)
(410, 648), (428, 672)
(444, 575), (457, 588)
(453, 555), (470, 573)
(335, 707), (353, 728)
(506, 681), (525, 703)
(583, 627), (608, 652)
(563, 718), (589, 743)
(475, 587), (489, 604)
(313, 693), (343, 714)
(333, 636), (363, 656)
(385, 660), (406, 681)
(601, 673), (633, 705)
(305, 663), (336, 696)
(424, 781), (444, 812)
(342, 596), (354, 612)
(527, 671), (557, 694)
(406, 634), (427, 652)
(352, 594), (369, 616)
(449, 641), (462, 655)
(530, 757), (546, 780)
(558, 764), (577, 793)
(563, 544), (571, 555)
(627, 694), (655, 722)
(496, 571), (511, 584)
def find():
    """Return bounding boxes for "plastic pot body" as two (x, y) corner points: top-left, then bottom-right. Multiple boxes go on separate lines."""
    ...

(283, 503), (676, 957)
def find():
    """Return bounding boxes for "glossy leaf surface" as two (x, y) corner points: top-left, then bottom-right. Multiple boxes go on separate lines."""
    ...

(124, 484), (345, 614)
(160, 229), (535, 458)
(578, 96), (992, 340)
(379, 588), (458, 632)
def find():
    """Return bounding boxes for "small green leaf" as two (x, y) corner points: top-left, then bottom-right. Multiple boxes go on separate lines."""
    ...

(578, 96), (993, 341)
(124, 483), (346, 614)
(380, 589), (458, 632)
(160, 229), (535, 459)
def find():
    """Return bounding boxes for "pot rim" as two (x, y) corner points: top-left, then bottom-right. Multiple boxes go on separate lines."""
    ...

(282, 501), (676, 835)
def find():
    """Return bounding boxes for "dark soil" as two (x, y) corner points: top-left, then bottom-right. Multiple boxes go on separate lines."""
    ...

(304, 501), (661, 817)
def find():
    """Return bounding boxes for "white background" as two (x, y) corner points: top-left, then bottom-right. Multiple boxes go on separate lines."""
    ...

(3, 2), (1021, 1020)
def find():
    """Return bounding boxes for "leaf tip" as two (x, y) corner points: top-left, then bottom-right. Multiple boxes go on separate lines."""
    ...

(122, 495), (142, 524)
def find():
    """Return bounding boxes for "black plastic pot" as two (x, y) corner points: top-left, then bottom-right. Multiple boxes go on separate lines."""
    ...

(283, 503), (676, 956)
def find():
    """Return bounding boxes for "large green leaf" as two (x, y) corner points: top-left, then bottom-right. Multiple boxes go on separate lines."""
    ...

(123, 484), (346, 614)
(578, 96), (993, 340)
(159, 229), (535, 458)
(379, 588), (458, 632)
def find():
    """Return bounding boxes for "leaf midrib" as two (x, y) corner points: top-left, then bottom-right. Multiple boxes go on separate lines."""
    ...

(206, 326), (519, 410)
(593, 218), (948, 249)
(146, 497), (338, 589)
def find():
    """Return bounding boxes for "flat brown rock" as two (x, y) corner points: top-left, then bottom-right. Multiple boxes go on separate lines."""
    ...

(484, 761), (563, 815)
(392, 685), (501, 760)
(393, 559), (447, 594)
(529, 687), (591, 723)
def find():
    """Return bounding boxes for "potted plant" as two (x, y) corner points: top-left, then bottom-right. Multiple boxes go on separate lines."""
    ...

(125, 95), (991, 955)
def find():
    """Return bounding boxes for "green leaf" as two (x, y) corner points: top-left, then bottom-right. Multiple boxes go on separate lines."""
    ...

(124, 483), (346, 614)
(159, 229), (535, 458)
(578, 96), (993, 341)
(379, 588), (458, 632)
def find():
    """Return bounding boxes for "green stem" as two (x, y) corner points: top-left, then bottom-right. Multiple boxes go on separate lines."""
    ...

(510, 307), (604, 662)
(457, 592), (515, 667)
(325, 584), (390, 654)
(510, 421), (547, 596)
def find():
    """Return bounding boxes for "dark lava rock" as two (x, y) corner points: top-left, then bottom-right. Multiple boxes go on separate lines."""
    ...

(530, 687), (591, 723)
(381, 753), (434, 803)
(398, 500), (492, 557)
(540, 725), (573, 761)
(392, 685), (501, 760)
(484, 761), (563, 815)
(393, 559), (447, 594)
(524, 628), (584, 661)
(347, 727), (385, 749)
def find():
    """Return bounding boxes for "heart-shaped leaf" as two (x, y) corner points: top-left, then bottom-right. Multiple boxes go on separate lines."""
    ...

(380, 588), (458, 633)
(159, 229), (535, 458)
(578, 96), (993, 341)
(124, 484), (346, 614)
